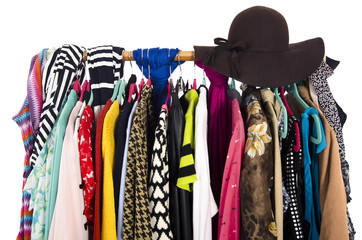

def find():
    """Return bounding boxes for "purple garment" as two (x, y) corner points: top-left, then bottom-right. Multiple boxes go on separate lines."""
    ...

(196, 60), (232, 239)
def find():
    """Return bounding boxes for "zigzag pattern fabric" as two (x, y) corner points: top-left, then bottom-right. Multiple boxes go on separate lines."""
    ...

(14, 51), (46, 240)
(123, 84), (155, 240)
(149, 107), (173, 240)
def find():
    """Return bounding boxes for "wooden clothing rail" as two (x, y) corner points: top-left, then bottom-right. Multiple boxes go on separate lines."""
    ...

(83, 50), (195, 61)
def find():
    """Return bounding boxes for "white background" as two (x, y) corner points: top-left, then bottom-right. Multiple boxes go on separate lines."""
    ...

(0, 0), (361, 238)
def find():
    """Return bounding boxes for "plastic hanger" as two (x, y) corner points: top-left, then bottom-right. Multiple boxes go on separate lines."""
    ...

(73, 78), (81, 95)
(79, 80), (88, 102)
(192, 56), (197, 90)
(116, 79), (126, 104)
(87, 81), (93, 106)
(285, 83), (322, 145)
(111, 79), (122, 102)
(128, 83), (138, 103)
(229, 78), (236, 89)
(280, 87), (300, 152)
(176, 52), (186, 97)
(201, 69), (206, 86)
(272, 88), (288, 139)
(137, 49), (145, 102)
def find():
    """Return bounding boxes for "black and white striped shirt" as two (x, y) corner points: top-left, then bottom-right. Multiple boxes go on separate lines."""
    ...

(30, 44), (85, 166)
(86, 45), (124, 119)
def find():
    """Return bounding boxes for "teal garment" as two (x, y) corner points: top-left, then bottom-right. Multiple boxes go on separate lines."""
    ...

(301, 107), (326, 240)
(44, 90), (78, 240)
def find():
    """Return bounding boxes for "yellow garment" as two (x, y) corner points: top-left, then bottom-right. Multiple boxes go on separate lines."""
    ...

(101, 101), (120, 240)
(177, 89), (199, 191)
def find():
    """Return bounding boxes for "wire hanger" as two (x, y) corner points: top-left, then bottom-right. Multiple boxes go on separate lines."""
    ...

(146, 49), (152, 87)
(272, 88), (288, 139)
(285, 83), (322, 145)
(137, 49), (145, 102)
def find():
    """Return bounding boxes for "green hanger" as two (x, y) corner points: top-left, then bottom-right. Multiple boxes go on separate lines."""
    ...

(272, 88), (288, 139)
(111, 79), (122, 102)
(201, 69), (206, 86)
(286, 83), (322, 144)
(116, 79), (127, 104)
(87, 81), (93, 106)
(229, 78), (236, 89)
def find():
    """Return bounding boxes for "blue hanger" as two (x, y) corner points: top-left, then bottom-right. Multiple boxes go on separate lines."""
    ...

(286, 83), (322, 144)
(272, 88), (288, 139)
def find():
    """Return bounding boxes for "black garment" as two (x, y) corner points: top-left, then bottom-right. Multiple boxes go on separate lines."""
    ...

(168, 88), (186, 240)
(281, 116), (305, 240)
(113, 101), (133, 223)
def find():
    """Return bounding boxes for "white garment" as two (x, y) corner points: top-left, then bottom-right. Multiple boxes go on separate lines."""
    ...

(48, 101), (88, 240)
(193, 87), (218, 240)
(309, 82), (321, 110)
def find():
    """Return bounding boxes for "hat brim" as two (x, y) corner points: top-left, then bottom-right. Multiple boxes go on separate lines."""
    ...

(194, 37), (324, 88)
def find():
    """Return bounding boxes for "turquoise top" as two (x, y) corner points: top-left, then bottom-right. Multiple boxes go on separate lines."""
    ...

(44, 90), (78, 240)
(301, 107), (326, 240)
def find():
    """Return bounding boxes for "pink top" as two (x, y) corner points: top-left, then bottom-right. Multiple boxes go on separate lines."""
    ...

(218, 99), (245, 240)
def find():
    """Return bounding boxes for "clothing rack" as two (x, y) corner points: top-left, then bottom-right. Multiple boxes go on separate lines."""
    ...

(83, 50), (195, 61)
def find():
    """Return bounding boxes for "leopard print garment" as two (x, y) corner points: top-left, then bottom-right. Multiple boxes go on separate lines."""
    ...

(240, 87), (276, 240)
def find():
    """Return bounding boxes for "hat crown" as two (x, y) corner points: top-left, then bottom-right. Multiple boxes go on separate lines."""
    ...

(228, 6), (289, 51)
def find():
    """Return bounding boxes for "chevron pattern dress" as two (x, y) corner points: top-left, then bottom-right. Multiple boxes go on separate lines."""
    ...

(149, 106), (173, 240)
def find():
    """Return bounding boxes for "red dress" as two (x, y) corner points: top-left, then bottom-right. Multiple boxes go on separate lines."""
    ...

(78, 105), (96, 224)
(93, 99), (113, 240)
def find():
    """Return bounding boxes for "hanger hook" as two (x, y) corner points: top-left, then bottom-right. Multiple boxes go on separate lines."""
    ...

(168, 49), (172, 80)
(147, 49), (150, 79)
(178, 51), (182, 78)
(129, 51), (133, 75)
(141, 49), (144, 78)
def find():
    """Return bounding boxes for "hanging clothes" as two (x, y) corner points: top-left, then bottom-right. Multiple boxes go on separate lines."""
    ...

(195, 59), (232, 239)
(93, 98), (113, 240)
(193, 86), (218, 240)
(48, 100), (88, 240)
(218, 95), (245, 240)
(167, 86), (185, 240)
(132, 48), (182, 118)
(13, 49), (49, 240)
(30, 44), (84, 166)
(308, 61), (355, 239)
(261, 89), (284, 240)
(101, 100), (120, 239)
(285, 85), (349, 240)
(240, 87), (275, 240)
(300, 107), (325, 240)
(149, 105), (173, 239)
(78, 105), (96, 225)
(113, 76), (137, 223)
(117, 100), (139, 240)
(45, 88), (79, 240)
(86, 46), (124, 119)
(123, 84), (155, 240)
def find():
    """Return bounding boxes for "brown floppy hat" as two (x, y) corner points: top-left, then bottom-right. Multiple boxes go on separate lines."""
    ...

(194, 6), (325, 88)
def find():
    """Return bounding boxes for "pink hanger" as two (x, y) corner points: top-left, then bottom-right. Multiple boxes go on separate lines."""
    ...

(73, 78), (81, 94)
(79, 80), (88, 102)
(128, 83), (137, 103)
(147, 77), (152, 87)
(280, 87), (300, 152)
(137, 78), (145, 102)
(192, 78), (196, 90)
